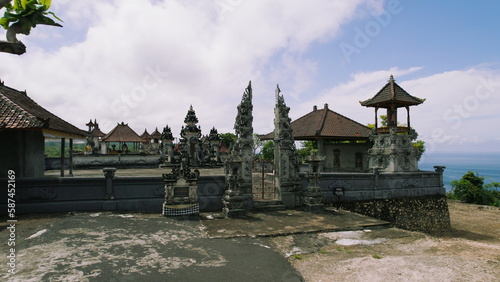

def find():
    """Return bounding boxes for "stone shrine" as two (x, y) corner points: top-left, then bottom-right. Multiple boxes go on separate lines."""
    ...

(360, 75), (425, 172)
(160, 125), (174, 164)
(179, 105), (203, 166)
(162, 158), (200, 216)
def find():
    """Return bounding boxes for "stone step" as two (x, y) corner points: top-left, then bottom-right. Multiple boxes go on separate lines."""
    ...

(253, 200), (286, 211)
(253, 200), (282, 206)
(254, 204), (286, 211)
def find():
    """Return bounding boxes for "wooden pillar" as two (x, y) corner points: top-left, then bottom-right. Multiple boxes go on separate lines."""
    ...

(69, 138), (74, 176)
(406, 106), (410, 128)
(60, 138), (65, 177)
(374, 107), (378, 129)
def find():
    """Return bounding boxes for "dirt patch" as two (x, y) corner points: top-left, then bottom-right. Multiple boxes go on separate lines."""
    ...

(269, 200), (500, 281)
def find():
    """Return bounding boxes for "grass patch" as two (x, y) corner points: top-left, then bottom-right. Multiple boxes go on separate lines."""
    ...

(372, 254), (383, 259)
(291, 254), (303, 259)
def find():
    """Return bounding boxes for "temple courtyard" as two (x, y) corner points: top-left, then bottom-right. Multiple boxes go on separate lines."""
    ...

(1, 200), (498, 281)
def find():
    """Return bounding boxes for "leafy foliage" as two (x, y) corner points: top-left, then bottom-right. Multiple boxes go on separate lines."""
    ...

(45, 140), (85, 157)
(261, 140), (274, 161)
(412, 140), (425, 159)
(297, 140), (317, 161)
(0, 0), (61, 37)
(219, 132), (237, 149)
(449, 171), (500, 206)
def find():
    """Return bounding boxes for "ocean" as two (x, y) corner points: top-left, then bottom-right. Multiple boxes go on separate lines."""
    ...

(419, 152), (500, 192)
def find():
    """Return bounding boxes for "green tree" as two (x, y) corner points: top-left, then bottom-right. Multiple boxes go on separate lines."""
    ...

(449, 171), (500, 206)
(367, 114), (388, 129)
(297, 140), (317, 161)
(219, 132), (237, 149)
(0, 0), (62, 55)
(261, 140), (274, 161)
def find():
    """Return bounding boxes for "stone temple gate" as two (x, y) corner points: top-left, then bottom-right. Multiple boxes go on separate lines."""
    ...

(223, 76), (431, 218)
(223, 82), (302, 217)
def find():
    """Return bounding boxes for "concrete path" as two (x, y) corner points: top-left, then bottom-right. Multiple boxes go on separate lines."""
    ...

(1, 209), (389, 281)
(1, 212), (302, 281)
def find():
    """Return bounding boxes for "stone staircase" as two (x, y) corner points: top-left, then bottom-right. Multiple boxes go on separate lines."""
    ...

(253, 199), (285, 211)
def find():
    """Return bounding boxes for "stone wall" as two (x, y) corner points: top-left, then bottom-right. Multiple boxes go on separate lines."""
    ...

(72, 154), (161, 168)
(322, 143), (371, 172)
(332, 195), (451, 233)
(0, 130), (45, 178)
(0, 175), (225, 215)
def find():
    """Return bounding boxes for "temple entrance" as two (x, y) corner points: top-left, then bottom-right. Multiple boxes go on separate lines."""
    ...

(252, 160), (277, 200)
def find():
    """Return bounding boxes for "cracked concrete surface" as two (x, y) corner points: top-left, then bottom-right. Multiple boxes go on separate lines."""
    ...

(0, 212), (302, 281)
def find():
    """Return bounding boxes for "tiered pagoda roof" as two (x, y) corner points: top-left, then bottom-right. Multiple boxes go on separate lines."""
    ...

(360, 75), (425, 108)
(140, 129), (152, 140)
(150, 127), (161, 140)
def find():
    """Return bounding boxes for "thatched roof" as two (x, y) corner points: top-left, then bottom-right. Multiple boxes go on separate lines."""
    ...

(102, 122), (145, 142)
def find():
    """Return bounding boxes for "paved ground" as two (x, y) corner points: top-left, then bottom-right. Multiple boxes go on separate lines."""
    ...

(0, 208), (389, 281)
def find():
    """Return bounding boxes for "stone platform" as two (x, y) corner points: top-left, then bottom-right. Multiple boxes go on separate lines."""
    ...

(201, 208), (390, 238)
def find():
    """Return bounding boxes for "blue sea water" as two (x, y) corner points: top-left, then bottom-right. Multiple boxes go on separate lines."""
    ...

(419, 152), (500, 192)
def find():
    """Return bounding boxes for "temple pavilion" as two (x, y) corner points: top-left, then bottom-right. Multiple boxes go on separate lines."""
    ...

(261, 103), (372, 172)
(101, 122), (145, 154)
(0, 81), (87, 177)
(360, 75), (426, 172)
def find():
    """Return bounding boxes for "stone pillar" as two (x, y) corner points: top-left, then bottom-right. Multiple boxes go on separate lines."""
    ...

(303, 152), (325, 213)
(102, 167), (117, 210)
(434, 166), (446, 194)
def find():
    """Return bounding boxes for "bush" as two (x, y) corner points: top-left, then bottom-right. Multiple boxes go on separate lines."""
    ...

(449, 171), (500, 206)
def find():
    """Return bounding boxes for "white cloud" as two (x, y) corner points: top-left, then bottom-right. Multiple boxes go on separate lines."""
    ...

(0, 0), (498, 155)
(0, 0), (375, 136)
(300, 66), (500, 152)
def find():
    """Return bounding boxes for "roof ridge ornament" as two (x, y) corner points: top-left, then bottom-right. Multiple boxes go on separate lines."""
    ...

(390, 75), (395, 99)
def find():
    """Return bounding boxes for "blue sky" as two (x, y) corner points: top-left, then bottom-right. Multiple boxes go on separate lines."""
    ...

(0, 0), (499, 154)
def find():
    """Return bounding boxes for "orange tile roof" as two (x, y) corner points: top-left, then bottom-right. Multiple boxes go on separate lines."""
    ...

(0, 82), (86, 137)
(261, 104), (371, 140)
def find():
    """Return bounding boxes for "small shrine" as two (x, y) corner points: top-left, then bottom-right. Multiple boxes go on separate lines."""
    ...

(162, 159), (200, 216)
(86, 119), (105, 154)
(205, 127), (222, 165)
(160, 125), (175, 164)
(360, 75), (425, 172)
(180, 105), (202, 166)
(139, 129), (153, 153)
